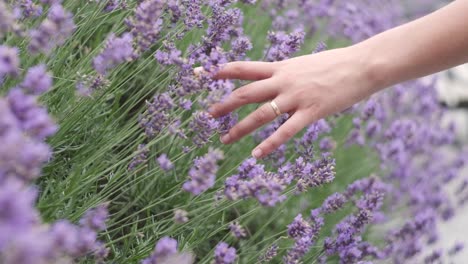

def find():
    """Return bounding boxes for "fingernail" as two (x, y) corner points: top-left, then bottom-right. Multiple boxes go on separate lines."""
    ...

(194, 67), (203, 76)
(252, 148), (263, 159)
(220, 134), (231, 144)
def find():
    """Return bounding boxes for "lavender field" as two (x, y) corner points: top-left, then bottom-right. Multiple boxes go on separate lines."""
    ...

(1, 0), (466, 263)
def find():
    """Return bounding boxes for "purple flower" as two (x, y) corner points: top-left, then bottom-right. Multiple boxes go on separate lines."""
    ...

(296, 154), (336, 192)
(93, 33), (134, 75)
(319, 137), (336, 152)
(449, 242), (464, 255)
(139, 93), (175, 138)
(126, 0), (164, 53)
(181, 0), (204, 30)
(229, 222), (246, 239)
(0, 45), (20, 80)
(79, 203), (109, 232)
(423, 249), (441, 264)
(0, 3), (20, 38)
(20, 64), (53, 95)
(142, 236), (178, 264)
(183, 148), (223, 195)
(179, 98), (192, 110)
(287, 214), (313, 240)
(0, 98), (52, 182)
(283, 236), (314, 264)
(128, 144), (149, 171)
(14, 0), (43, 18)
(321, 193), (347, 214)
(312, 41), (327, 53)
(157, 154), (174, 172)
(265, 30), (305, 62)
(217, 112), (238, 135)
(258, 244), (278, 262)
(188, 111), (219, 147)
(0, 179), (38, 248)
(40, 0), (63, 4)
(230, 36), (252, 60)
(29, 4), (75, 54)
(7, 88), (58, 140)
(101, 0), (128, 12)
(214, 242), (237, 264)
(174, 209), (189, 224)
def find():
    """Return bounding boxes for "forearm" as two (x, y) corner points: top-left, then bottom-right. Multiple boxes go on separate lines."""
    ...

(355, 0), (468, 92)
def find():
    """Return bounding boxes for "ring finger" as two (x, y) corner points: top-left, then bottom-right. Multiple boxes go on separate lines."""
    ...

(220, 96), (293, 144)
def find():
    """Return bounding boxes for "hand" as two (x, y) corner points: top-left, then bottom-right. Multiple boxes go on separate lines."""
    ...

(208, 46), (379, 159)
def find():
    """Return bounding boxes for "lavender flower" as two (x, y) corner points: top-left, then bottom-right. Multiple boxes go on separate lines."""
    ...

(448, 242), (464, 255)
(312, 41), (327, 53)
(20, 64), (53, 95)
(14, 0), (43, 18)
(0, 179), (38, 248)
(0, 3), (20, 38)
(182, 148), (223, 195)
(101, 0), (128, 12)
(79, 203), (109, 232)
(296, 154), (336, 192)
(321, 193), (347, 214)
(283, 236), (314, 264)
(8, 88), (58, 140)
(139, 93), (175, 138)
(29, 4), (75, 54)
(126, 0), (164, 53)
(142, 236), (178, 264)
(214, 242), (237, 264)
(258, 244), (278, 262)
(230, 36), (253, 60)
(265, 30), (305, 62)
(287, 214), (313, 240)
(0, 45), (20, 80)
(423, 249), (441, 264)
(157, 154), (174, 172)
(174, 209), (189, 224)
(179, 98), (192, 110)
(93, 33), (134, 75)
(128, 144), (149, 171)
(217, 113), (238, 135)
(181, 0), (204, 30)
(229, 222), (246, 239)
(188, 111), (219, 147)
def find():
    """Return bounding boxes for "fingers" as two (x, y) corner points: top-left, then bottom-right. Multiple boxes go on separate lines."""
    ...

(252, 112), (313, 159)
(210, 78), (279, 118)
(220, 97), (292, 144)
(204, 61), (277, 80)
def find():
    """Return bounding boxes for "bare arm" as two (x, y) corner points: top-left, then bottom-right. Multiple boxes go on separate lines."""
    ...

(208, 0), (468, 159)
(361, 0), (468, 90)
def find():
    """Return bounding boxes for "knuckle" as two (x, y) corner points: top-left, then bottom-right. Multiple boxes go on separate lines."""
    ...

(263, 139), (279, 152)
(230, 62), (244, 76)
(229, 126), (241, 139)
(279, 73), (295, 86)
(279, 127), (298, 139)
(253, 107), (269, 123)
(232, 88), (249, 102)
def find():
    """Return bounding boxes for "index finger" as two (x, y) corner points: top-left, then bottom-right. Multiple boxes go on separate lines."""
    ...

(196, 61), (277, 81)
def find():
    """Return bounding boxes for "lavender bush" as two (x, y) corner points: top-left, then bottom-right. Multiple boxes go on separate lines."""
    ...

(1, 0), (465, 263)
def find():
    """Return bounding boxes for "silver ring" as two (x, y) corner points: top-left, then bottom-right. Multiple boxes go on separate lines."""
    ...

(269, 100), (282, 117)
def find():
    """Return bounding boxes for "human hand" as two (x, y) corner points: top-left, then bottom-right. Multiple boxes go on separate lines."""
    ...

(207, 47), (379, 159)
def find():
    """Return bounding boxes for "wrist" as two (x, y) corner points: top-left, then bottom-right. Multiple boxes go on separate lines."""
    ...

(349, 39), (394, 94)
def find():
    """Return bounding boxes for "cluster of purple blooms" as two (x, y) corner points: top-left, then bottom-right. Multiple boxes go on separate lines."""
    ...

(0, 4), (110, 263)
(182, 148), (224, 195)
(29, 3), (75, 54)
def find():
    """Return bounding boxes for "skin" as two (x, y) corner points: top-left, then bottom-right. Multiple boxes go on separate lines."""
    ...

(206, 0), (468, 159)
